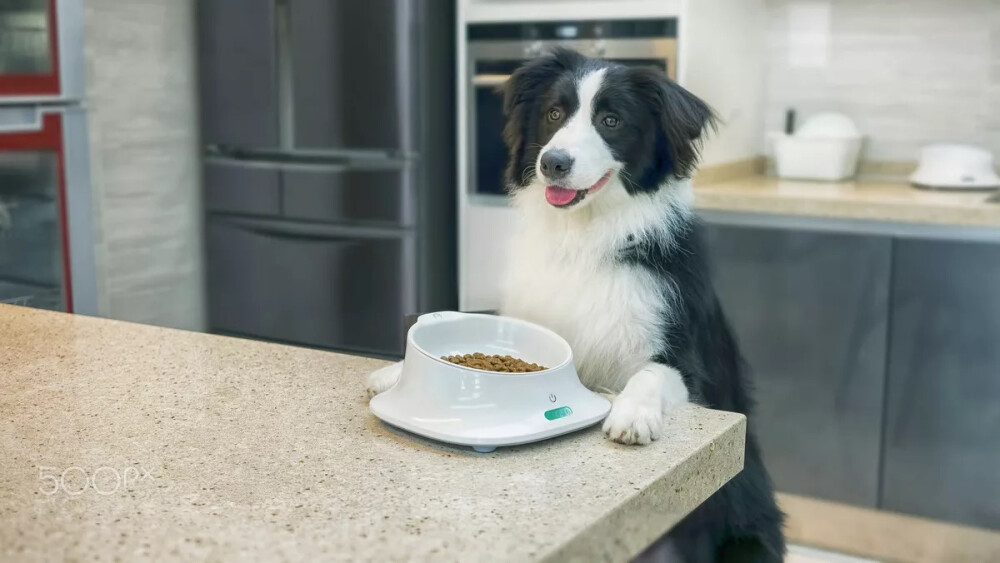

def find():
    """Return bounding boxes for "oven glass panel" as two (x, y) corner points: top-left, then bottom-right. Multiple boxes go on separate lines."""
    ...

(0, 151), (65, 310)
(0, 0), (52, 74)
(475, 85), (507, 197)
(472, 59), (668, 198)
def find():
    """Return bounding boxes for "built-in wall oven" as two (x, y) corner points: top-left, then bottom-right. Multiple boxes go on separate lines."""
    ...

(466, 19), (678, 201)
(0, 0), (95, 314)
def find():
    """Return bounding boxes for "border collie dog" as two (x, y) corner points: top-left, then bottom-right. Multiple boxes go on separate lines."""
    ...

(368, 48), (784, 561)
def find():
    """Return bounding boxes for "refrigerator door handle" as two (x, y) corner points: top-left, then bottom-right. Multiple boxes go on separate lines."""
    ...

(218, 216), (409, 241)
(233, 224), (353, 244)
(0, 107), (45, 134)
(206, 145), (416, 163)
(204, 146), (412, 173)
(204, 154), (351, 174)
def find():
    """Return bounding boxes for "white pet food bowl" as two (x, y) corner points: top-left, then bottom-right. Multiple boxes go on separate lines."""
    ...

(369, 311), (611, 452)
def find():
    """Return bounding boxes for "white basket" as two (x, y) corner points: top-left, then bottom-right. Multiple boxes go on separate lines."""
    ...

(772, 133), (864, 182)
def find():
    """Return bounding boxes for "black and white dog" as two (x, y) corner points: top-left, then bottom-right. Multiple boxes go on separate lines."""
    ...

(369, 48), (784, 561)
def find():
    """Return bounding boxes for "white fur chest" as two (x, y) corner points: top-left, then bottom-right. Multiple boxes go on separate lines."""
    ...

(500, 190), (675, 393)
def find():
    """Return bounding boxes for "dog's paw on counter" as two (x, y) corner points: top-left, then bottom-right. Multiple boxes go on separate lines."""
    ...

(602, 395), (664, 445)
(366, 361), (403, 399)
(602, 363), (690, 445)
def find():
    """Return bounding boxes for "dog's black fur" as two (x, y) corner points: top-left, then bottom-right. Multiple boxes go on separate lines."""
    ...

(501, 48), (786, 562)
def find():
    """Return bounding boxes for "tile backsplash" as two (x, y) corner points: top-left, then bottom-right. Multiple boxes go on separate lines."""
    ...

(764, 0), (1000, 164)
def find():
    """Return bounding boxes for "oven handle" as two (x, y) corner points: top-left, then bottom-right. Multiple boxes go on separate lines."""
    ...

(472, 74), (511, 87)
(469, 38), (678, 80)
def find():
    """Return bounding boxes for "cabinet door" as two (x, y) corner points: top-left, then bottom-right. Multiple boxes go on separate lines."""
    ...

(704, 225), (891, 507)
(198, 0), (278, 148)
(882, 239), (1000, 530)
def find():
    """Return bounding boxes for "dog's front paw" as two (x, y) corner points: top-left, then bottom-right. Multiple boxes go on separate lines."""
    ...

(602, 395), (663, 445)
(366, 362), (402, 399)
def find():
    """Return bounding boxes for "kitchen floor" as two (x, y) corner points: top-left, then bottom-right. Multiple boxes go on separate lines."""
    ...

(788, 545), (878, 563)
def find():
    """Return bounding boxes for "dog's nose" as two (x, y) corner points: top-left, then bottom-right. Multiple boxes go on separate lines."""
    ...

(539, 150), (574, 180)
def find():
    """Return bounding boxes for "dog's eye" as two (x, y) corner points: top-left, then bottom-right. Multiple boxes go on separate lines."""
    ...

(602, 115), (620, 128)
(547, 108), (562, 122)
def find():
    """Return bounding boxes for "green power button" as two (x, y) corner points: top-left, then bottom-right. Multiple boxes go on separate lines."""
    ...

(544, 406), (573, 420)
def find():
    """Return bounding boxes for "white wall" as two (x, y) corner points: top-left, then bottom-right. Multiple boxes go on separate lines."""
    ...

(83, 0), (205, 331)
(680, 0), (768, 166)
(763, 0), (1000, 163)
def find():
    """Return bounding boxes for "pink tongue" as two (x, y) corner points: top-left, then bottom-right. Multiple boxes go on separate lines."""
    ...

(545, 186), (579, 206)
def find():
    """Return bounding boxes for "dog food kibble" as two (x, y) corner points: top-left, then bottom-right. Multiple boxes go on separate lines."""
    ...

(441, 353), (546, 373)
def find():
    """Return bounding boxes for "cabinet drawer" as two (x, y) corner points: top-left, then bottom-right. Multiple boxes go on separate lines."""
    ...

(207, 217), (415, 356)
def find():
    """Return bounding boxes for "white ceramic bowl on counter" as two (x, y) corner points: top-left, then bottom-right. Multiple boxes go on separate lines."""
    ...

(369, 311), (611, 452)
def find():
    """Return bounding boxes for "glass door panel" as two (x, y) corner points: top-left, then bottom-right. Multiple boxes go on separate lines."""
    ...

(0, 0), (58, 96)
(0, 150), (65, 310)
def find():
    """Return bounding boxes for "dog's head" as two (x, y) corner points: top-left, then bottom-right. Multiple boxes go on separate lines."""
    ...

(500, 48), (716, 210)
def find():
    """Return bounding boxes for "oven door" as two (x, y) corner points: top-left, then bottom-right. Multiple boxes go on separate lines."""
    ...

(0, 0), (83, 101)
(467, 38), (677, 201)
(0, 105), (95, 313)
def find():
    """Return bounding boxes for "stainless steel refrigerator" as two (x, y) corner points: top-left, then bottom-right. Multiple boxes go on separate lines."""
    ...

(198, 0), (456, 357)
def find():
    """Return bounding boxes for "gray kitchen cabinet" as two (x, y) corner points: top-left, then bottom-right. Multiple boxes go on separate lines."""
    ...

(703, 225), (892, 507)
(881, 239), (1000, 530)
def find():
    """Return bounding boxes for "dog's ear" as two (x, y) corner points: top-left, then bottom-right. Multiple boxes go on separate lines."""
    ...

(629, 67), (717, 180)
(498, 48), (584, 188)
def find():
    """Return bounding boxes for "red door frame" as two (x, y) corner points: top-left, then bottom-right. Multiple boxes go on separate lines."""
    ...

(0, 113), (73, 312)
(0, 0), (61, 96)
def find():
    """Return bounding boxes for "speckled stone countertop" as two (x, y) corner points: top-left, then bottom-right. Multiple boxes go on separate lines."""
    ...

(695, 175), (1000, 229)
(0, 306), (746, 562)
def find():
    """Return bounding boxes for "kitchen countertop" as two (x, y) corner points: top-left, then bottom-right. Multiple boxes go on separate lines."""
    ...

(0, 306), (746, 562)
(694, 175), (1000, 231)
